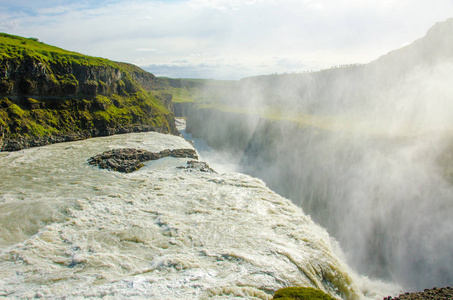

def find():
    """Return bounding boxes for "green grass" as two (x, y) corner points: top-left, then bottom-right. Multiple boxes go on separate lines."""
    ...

(156, 77), (240, 104)
(0, 93), (173, 139)
(0, 33), (177, 141)
(7, 103), (25, 117)
(193, 103), (430, 138)
(153, 86), (197, 103)
(194, 103), (337, 129)
(0, 33), (152, 90)
(273, 287), (336, 300)
(0, 33), (117, 68)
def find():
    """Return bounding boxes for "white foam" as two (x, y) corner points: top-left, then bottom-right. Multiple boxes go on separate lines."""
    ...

(0, 132), (400, 299)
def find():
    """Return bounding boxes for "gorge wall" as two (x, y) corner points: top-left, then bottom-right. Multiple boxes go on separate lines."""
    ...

(184, 19), (453, 291)
(0, 33), (178, 151)
(185, 106), (453, 291)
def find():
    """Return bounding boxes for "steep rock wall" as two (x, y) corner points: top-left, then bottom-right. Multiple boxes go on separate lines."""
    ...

(0, 34), (178, 151)
(185, 107), (260, 151)
(0, 57), (149, 98)
(173, 102), (194, 117)
(185, 104), (453, 291)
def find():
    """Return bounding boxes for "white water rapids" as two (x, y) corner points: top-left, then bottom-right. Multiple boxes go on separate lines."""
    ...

(0, 131), (398, 299)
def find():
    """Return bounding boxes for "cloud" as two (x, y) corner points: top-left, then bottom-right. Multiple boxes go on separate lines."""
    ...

(0, 19), (21, 31)
(1, 0), (453, 79)
(143, 59), (256, 80)
(143, 63), (217, 79)
(136, 48), (159, 53)
(36, 4), (79, 15)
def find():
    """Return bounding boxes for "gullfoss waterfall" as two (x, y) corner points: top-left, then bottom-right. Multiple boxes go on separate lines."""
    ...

(0, 132), (399, 299)
(183, 19), (453, 292)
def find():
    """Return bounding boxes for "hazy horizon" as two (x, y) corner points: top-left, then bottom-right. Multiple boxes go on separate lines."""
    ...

(1, 0), (453, 80)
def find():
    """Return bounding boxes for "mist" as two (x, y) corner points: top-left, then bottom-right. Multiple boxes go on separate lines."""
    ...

(186, 18), (453, 291)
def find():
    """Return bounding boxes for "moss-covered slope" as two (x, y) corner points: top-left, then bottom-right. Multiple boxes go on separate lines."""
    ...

(0, 33), (178, 151)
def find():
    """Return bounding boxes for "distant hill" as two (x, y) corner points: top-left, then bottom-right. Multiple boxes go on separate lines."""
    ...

(183, 19), (453, 290)
(368, 17), (453, 70)
(0, 33), (178, 151)
(237, 18), (453, 120)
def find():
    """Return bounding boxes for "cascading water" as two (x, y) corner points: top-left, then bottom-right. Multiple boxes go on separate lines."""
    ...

(178, 121), (242, 175)
(0, 131), (399, 299)
(238, 122), (453, 291)
(184, 18), (453, 292)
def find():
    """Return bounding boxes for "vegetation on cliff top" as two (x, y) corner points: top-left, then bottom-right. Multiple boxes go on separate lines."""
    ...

(0, 33), (177, 149)
(154, 75), (377, 135)
(272, 287), (336, 300)
(0, 33), (116, 68)
(156, 77), (239, 103)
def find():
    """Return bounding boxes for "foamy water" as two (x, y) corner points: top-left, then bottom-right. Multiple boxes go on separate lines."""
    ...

(0, 132), (399, 299)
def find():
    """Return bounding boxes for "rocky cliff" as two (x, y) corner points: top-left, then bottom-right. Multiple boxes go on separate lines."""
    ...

(0, 33), (178, 151)
(184, 18), (453, 291)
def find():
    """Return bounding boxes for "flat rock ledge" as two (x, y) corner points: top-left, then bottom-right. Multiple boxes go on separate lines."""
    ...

(88, 148), (198, 173)
(178, 160), (217, 173)
(383, 287), (453, 300)
(1, 124), (177, 152)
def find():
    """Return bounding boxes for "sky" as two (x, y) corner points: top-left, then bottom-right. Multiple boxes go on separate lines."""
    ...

(0, 0), (452, 80)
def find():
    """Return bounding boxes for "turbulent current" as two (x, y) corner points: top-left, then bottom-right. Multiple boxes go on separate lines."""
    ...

(0, 131), (398, 299)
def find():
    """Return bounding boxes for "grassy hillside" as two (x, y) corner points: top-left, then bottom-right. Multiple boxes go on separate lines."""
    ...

(155, 77), (240, 103)
(0, 33), (117, 67)
(0, 33), (177, 151)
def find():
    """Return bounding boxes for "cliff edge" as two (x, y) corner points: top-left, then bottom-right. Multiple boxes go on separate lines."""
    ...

(0, 33), (178, 151)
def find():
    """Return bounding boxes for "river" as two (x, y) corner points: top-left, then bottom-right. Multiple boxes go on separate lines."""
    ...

(0, 129), (403, 299)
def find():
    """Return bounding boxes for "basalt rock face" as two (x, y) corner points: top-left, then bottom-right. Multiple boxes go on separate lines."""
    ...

(173, 102), (194, 117)
(0, 33), (178, 151)
(178, 160), (217, 173)
(1, 59), (123, 97)
(185, 107), (261, 151)
(88, 148), (198, 173)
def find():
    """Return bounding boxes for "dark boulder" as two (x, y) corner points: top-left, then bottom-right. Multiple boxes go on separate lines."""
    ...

(88, 148), (198, 173)
(178, 160), (217, 173)
(384, 287), (453, 300)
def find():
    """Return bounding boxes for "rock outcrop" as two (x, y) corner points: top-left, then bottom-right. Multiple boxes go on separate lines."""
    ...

(178, 160), (217, 173)
(173, 102), (194, 117)
(88, 148), (198, 173)
(383, 287), (453, 300)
